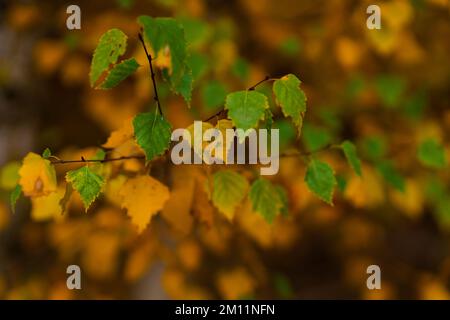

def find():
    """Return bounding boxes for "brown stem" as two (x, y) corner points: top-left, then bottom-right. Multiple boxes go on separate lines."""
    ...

(50, 155), (145, 165)
(138, 32), (163, 116)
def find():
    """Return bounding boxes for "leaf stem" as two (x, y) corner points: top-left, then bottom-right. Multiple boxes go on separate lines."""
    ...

(138, 32), (163, 117)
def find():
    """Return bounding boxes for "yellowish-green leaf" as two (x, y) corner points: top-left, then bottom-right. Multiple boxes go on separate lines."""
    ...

(65, 166), (105, 211)
(119, 175), (170, 233)
(212, 170), (249, 220)
(90, 28), (128, 87)
(273, 74), (307, 135)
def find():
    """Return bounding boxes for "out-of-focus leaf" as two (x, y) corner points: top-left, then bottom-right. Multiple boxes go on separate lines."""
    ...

(249, 178), (283, 223)
(211, 170), (249, 220)
(377, 161), (405, 192)
(417, 139), (447, 169)
(341, 140), (362, 176)
(305, 159), (336, 205)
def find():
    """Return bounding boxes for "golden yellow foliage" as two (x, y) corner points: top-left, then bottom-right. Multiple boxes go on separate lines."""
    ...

(31, 188), (65, 221)
(119, 175), (170, 233)
(19, 153), (57, 197)
(216, 267), (255, 299)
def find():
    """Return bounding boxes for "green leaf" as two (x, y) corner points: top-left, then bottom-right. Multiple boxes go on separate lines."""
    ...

(341, 140), (362, 176)
(10, 184), (22, 213)
(274, 120), (296, 149)
(249, 178), (283, 224)
(42, 148), (52, 159)
(172, 67), (193, 104)
(202, 80), (227, 110)
(377, 161), (405, 192)
(100, 58), (140, 89)
(187, 52), (208, 82)
(138, 16), (189, 99)
(211, 170), (249, 220)
(279, 37), (301, 56)
(361, 136), (386, 161)
(375, 75), (405, 108)
(90, 28), (128, 87)
(232, 58), (250, 81)
(305, 159), (336, 205)
(302, 124), (332, 152)
(274, 274), (294, 299)
(66, 166), (105, 211)
(417, 139), (447, 169)
(225, 90), (269, 131)
(133, 112), (172, 162)
(273, 74), (307, 135)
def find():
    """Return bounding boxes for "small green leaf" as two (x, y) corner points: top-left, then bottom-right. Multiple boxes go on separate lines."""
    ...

(377, 161), (405, 192)
(305, 159), (336, 205)
(341, 140), (362, 176)
(361, 136), (386, 161)
(66, 166), (105, 211)
(302, 124), (332, 152)
(202, 80), (227, 110)
(100, 58), (140, 89)
(274, 274), (294, 299)
(375, 74), (405, 108)
(90, 28), (128, 87)
(133, 112), (172, 162)
(232, 58), (250, 81)
(10, 184), (22, 213)
(225, 90), (269, 131)
(417, 139), (447, 169)
(249, 178), (283, 223)
(211, 170), (249, 220)
(42, 148), (52, 159)
(273, 74), (307, 135)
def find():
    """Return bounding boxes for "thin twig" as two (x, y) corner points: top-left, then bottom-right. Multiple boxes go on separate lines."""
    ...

(248, 75), (271, 91)
(138, 32), (163, 116)
(280, 143), (335, 158)
(50, 155), (145, 165)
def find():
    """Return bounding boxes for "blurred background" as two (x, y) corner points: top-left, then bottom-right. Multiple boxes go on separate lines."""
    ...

(0, 0), (449, 299)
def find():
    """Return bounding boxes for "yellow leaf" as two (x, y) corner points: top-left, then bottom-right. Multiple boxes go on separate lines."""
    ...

(161, 166), (195, 235)
(344, 166), (384, 208)
(119, 175), (170, 233)
(102, 117), (134, 149)
(177, 240), (202, 271)
(31, 188), (65, 221)
(19, 152), (57, 197)
(389, 180), (424, 218)
(82, 232), (120, 280)
(216, 267), (255, 299)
